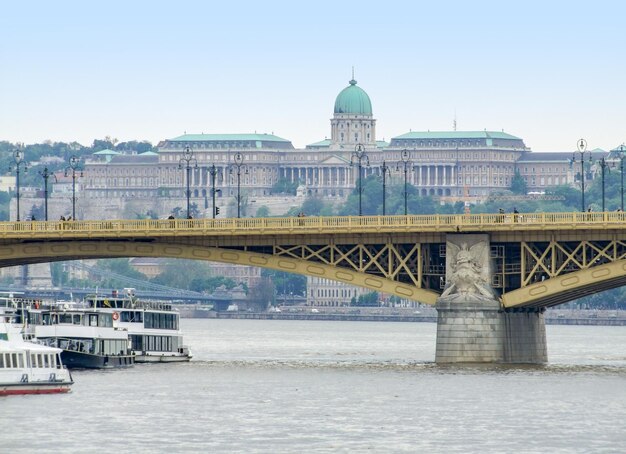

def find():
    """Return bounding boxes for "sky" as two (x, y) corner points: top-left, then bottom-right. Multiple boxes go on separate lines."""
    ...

(1, 1), (625, 152)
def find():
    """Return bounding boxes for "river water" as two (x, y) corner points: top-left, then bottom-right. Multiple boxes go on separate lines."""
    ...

(2, 319), (626, 453)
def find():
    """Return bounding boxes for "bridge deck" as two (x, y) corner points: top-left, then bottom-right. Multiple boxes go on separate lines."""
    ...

(0, 212), (624, 238)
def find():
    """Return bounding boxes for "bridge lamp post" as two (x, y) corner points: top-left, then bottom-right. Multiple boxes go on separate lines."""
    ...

(597, 157), (610, 212)
(10, 146), (28, 222)
(38, 167), (57, 221)
(617, 144), (626, 211)
(380, 160), (392, 215)
(65, 155), (83, 220)
(230, 152), (248, 218)
(571, 139), (592, 212)
(350, 144), (369, 216)
(396, 149), (412, 216)
(178, 146), (198, 219)
(209, 164), (223, 219)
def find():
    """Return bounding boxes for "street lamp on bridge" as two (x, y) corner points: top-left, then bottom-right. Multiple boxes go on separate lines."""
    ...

(208, 164), (223, 219)
(571, 139), (592, 212)
(350, 144), (369, 216)
(596, 156), (610, 212)
(229, 152), (248, 218)
(65, 155), (83, 220)
(38, 167), (57, 221)
(616, 144), (626, 211)
(380, 160), (392, 215)
(396, 149), (412, 216)
(178, 146), (198, 219)
(10, 145), (28, 222)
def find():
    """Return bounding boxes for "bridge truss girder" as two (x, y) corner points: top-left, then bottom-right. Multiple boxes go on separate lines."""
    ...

(0, 240), (441, 305)
(502, 238), (626, 308)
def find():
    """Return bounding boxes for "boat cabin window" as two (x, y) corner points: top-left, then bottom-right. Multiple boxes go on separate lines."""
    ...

(121, 311), (142, 323)
(0, 353), (23, 368)
(89, 314), (98, 327)
(144, 312), (178, 330)
(60, 313), (73, 324)
(99, 314), (113, 327)
(73, 314), (82, 325)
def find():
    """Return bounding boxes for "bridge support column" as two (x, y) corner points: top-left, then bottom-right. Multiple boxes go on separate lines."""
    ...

(435, 234), (547, 364)
(435, 302), (547, 363)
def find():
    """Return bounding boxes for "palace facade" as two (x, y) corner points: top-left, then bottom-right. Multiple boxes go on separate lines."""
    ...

(82, 77), (579, 215)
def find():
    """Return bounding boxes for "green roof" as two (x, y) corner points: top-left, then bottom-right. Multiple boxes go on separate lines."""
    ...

(139, 151), (158, 156)
(334, 79), (373, 115)
(93, 149), (121, 155)
(170, 133), (290, 143)
(393, 131), (522, 140)
(307, 139), (331, 148)
(376, 140), (389, 148)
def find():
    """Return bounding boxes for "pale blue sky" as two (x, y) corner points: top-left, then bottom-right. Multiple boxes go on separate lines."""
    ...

(1, 0), (624, 151)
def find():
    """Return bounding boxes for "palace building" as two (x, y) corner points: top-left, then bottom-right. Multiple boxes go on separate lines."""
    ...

(84, 77), (573, 213)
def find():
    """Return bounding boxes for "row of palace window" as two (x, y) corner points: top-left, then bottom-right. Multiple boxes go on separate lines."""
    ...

(311, 288), (359, 298)
(526, 176), (567, 186)
(522, 166), (568, 174)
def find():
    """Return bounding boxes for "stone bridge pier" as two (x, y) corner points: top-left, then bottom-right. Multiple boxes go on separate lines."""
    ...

(434, 234), (547, 364)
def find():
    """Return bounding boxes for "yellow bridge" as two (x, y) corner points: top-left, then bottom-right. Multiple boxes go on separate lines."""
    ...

(2, 211), (625, 309)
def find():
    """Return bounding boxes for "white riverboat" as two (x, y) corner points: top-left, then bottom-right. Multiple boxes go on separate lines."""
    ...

(84, 290), (192, 363)
(26, 301), (135, 369)
(0, 315), (73, 396)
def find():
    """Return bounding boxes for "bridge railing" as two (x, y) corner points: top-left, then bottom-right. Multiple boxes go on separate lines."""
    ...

(0, 211), (624, 236)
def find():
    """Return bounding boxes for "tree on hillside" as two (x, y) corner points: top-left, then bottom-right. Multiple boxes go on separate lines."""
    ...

(271, 177), (298, 195)
(256, 205), (270, 217)
(510, 169), (528, 195)
(247, 277), (275, 310)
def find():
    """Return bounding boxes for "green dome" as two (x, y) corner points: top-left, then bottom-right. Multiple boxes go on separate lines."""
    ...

(333, 79), (372, 115)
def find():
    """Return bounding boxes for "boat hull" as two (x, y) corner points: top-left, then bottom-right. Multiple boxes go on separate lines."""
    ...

(62, 351), (135, 369)
(134, 354), (192, 363)
(0, 382), (72, 396)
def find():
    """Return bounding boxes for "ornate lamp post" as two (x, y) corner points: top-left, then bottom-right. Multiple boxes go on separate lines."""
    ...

(10, 146), (28, 221)
(65, 155), (83, 220)
(396, 149), (412, 216)
(597, 156), (610, 212)
(380, 160), (392, 215)
(350, 144), (369, 216)
(209, 164), (223, 219)
(571, 139), (592, 212)
(617, 144), (626, 211)
(178, 146), (198, 219)
(38, 167), (57, 221)
(229, 152), (248, 218)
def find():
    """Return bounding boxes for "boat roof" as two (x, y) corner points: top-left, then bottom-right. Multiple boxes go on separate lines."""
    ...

(0, 339), (63, 354)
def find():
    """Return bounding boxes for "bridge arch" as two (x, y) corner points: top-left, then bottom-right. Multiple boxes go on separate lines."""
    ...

(502, 259), (626, 308)
(0, 241), (440, 305)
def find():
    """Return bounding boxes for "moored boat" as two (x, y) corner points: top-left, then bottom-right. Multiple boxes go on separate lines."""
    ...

(85, 289), (192, 363)
(26, 301), (135, 369)
(0, 316), (73, 396)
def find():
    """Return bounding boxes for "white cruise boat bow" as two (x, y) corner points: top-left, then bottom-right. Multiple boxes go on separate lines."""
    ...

(0, 319), (73, 396)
